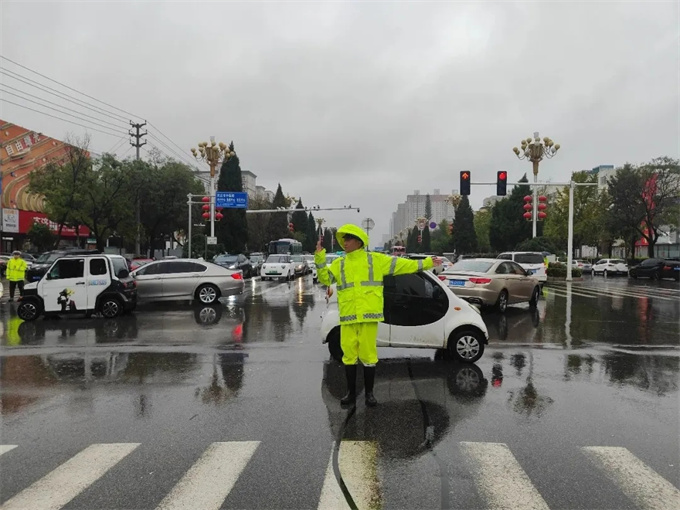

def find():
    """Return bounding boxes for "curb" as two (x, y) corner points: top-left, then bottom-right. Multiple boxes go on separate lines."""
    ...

(545, 276), (584, 283)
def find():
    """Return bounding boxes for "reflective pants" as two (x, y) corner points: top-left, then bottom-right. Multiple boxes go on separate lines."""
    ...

(341, 322), (378, 366)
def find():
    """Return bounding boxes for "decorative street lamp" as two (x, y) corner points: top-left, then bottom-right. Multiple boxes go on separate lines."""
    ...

(191, 137), (235, 243)
(316, 217), (325, 241)
(448, 193), (462, 209)
(513, 132), (560, 238)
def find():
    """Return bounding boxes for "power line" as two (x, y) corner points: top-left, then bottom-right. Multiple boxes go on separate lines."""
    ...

(147, 122), (197, 165)
(0, 99), (125, 138)
(147, 132), (201, 169)
(0, 87), (127, 133)
(0, 54), (143, 121)
(107, 136), (129, 154)
(0, 67), (131, 124)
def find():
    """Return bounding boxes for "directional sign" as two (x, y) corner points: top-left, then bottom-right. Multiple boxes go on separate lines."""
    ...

(216, 191), (248, 209)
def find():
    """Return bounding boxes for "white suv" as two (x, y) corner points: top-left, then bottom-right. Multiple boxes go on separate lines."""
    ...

(497, 252), (547, 283)
(591, 258), (628, 276)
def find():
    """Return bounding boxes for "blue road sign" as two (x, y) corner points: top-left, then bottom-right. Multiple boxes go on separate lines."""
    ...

(216, 191), (248, 209)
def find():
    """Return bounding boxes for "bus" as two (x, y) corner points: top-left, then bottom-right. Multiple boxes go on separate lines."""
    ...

(391, 246), (406, 257)
(268, 238), (303, 256)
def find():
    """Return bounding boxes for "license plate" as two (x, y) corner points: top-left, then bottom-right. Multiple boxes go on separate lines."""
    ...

(266, 272), (278, 275)
(448, 280), (465, 287)
(674, 267), (680, 271)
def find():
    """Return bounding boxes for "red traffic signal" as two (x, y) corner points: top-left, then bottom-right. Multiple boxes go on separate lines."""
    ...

(460, 171), (471, 195)
(288, 222), (294, 232)
(496, 171), (508, 196)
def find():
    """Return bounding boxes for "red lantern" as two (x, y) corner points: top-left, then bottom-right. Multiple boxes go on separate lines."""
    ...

(417, 235), (422, 243)
(202, 204), (210, 211)
(216, 206), (223, 212)
(201, 196), (210, 203)
(523, 212), (532, 220)
(202, 212), (210, 219)
(523, 195), (532, 203)
(538, 211), (547, 220)
(523, 203), (532, 211)
(288, 222), (294, 232)
(538, 195), (548, 202)
(215, 212), (224, 221)
(538, 203), (547, 211)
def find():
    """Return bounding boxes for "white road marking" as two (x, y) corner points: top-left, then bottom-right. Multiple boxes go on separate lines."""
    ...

(156, 441), (259, 510)
(0, 445), (17, 456)
(318, 441), (381, 510)
(583, 446), (680, 510)
(0, 443), (140, 510)
(460, 441), (550, 510)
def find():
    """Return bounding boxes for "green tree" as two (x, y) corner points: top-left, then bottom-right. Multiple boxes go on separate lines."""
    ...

(215, 142), (248, 254)
(452, 196), (477, 254)
(268, 184), (290, 241)
(474, 209), (492, 253)
(323, 227), (334, 252)
(489, 174), (533, 251)
(422, 224), (431, 252)
(430, 220), (450, 254)
(246, 195), (272, 254)
(291, 199), (307, 234)
(425, 194), (432, 220)
(405, 227), (416, 252)
(305, 212), (317, 253)
(27, 223), (56, 252)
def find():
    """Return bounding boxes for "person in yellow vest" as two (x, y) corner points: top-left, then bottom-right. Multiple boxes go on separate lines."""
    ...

(6, 250), (28, 302)
(315, 224), (441, 407)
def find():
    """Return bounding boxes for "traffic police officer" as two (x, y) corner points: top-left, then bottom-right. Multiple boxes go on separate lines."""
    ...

(315, 224), (440, 407)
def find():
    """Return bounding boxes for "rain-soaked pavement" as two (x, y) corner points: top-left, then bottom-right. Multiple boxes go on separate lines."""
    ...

(1, 274), (678, 509)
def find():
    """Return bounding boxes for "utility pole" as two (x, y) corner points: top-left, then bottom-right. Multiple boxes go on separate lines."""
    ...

(129, 121), (147, 255)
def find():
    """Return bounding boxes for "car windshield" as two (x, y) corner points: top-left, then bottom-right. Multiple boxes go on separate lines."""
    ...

(448, 260), (494, 272)
(515, 253), (545, 264)
(36, 253), (60, 263)
(267, 255), (288, 263)
(610, 259), (625, 264)
(291, 255), (303, 262)
(303, 255), (314, 261)
(215, 255), (238, 264)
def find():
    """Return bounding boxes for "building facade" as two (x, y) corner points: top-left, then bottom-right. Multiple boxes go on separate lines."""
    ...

(389, 188), (458, 240)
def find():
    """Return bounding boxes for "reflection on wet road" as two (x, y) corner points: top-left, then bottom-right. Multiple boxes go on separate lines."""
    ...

(1, 274), (678, 509)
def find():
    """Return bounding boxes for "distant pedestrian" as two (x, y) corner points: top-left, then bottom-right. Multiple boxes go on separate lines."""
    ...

(6, 251), (27, 302)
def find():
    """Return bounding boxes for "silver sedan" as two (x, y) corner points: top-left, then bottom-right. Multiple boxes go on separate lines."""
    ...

(130, 259), (244, 304)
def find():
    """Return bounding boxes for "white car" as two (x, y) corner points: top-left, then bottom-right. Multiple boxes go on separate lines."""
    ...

(260, 254), (295, 281)
(321, 271), (489, 363)
(302, 254), (318, 283)
(497, 252), (547, 283)
(592, 258), (628, 276)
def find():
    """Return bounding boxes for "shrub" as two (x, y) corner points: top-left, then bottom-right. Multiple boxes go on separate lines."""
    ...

(547, 262), (582, 278)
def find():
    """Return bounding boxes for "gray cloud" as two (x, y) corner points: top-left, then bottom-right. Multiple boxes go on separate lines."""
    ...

(2, 1), (677, 245)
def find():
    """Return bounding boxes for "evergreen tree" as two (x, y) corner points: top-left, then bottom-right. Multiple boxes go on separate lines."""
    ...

(215, 142), (248, 253)
(425, 194), (432, 220)
(306, 212), (317, 252)
(406, 227), (417, 252)
(489, 174), (533, 252)
(291, 199), (307, 234)
(452, 195), (478, 255)
(268, 184), (290, 241)
(323, 227), (334, 252)
(423, 225), (431, 252)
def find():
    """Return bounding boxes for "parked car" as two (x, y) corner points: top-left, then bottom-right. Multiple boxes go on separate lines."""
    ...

(25, 249), (99, 282)
(130, 259), (244, 304)
(321, 270), (489, 363)
(573, 259), (592, 272)
(260, 254), (295, 281)
(497, 252), (547, 283)
(440, 258), (541, 313)
(17, 254), (137, 321)
(302, 254), (318, 283)
(629, 258), (680, 281)
(214, 253), (254, 278)
(591, 258), (628, 276)
(290, 254), (308, 277)
(129, 258), (154, 271)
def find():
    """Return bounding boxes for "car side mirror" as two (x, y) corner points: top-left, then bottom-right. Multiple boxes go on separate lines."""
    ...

(117, 269), (130, 279)
(45, 273), (52, 280)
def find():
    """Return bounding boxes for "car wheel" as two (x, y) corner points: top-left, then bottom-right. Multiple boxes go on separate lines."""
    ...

(591, 269), (595, 276)
(100, 297), (122, 318)
(529, 286), (540, 308)
(447, 329), (485, 363)
(17, 301), (40, 321)
(495, 290), (509, 313)
(327, 328), (343, 363)
(653, 270), (661, 281)
(603, 269), (608, 277)
(197, 284), (220, 304)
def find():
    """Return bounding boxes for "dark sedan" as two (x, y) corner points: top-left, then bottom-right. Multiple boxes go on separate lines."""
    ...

(214, 254), (254, 278)
(629, 258), (680, 281)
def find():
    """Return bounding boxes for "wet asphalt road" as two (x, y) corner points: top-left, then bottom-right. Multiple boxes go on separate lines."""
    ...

(0, 274), (678, 510)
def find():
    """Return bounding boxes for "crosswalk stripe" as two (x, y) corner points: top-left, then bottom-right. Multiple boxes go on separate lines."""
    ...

(0, 443), (139, 510)
(156, 441), (259, 510)
(0, 445), (17, 456)
(318, 441), (381, 510)
(551, 284), (677, 301)
(460, 442), (550, 510)
(582, 446), (680, 510)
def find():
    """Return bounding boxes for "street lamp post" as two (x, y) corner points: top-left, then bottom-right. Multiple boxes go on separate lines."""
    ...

(513, 132), (560, 238)
(191, 137), (235, 243)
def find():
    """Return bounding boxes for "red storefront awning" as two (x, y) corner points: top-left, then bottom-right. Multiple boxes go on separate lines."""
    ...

(19, 210), (90, 237)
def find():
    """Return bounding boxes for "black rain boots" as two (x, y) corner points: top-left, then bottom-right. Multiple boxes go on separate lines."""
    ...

(340, 364), (357, 406)
(364, 366), (377, 407)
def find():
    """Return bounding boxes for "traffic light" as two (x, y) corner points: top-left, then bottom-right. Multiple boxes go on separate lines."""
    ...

(496, 171), (508, 196)
(288, 222), (294, 232)
(460, 171), (471, 195)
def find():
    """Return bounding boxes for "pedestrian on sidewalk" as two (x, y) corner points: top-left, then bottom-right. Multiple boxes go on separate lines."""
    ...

(6, 250), (27, 302)
(315, 224), (441, 407)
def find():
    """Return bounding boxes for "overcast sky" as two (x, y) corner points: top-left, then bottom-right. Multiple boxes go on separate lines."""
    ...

(1, 1), (678, 245)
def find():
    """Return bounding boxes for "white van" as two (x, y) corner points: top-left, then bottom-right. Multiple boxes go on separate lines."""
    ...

(497, 252), (547, 283)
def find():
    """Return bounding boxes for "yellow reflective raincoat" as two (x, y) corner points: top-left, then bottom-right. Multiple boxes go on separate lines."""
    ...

(315, 224), (434, 326)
